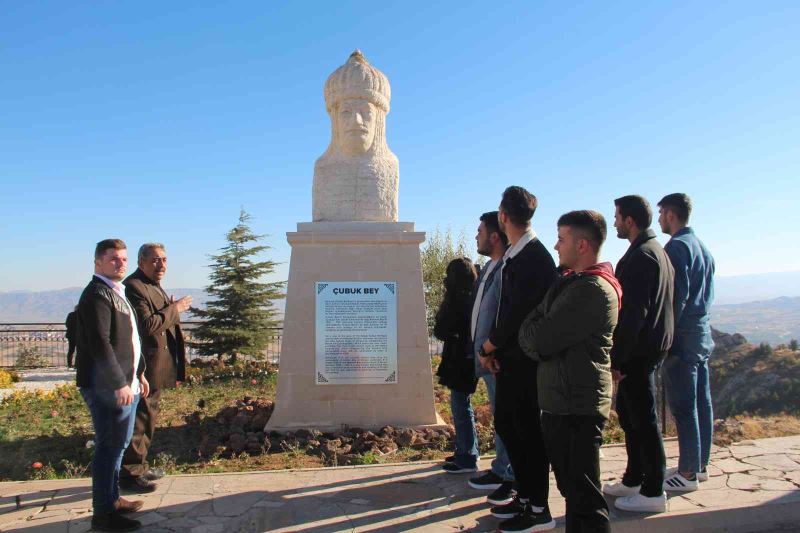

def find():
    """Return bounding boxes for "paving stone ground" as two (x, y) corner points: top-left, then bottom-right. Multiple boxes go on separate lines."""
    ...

(2, 436), (800, 532)
(0, 367), (74, 400)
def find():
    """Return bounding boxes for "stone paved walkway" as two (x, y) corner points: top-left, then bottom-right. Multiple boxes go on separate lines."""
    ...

(0, 368), (74, 400)
(2, 436), (800, 532)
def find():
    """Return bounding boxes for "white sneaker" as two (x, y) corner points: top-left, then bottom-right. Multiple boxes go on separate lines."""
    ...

(666, 466), (708, 482)
(602, 481), (641, 497)
(615, 492), (668, 513)
(663, 471), (699, 492)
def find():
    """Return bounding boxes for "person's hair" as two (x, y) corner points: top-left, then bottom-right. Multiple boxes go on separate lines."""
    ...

(480, 211), (509, 248)
(138, 242), (166, 263)
(94, 239), (126, 260)
(557, 210), (607, 252)
(657, 193), (692, 223)
(614, 195), (652, 230)
(443, 257), (477, 297)
(499, 186), (538, 227)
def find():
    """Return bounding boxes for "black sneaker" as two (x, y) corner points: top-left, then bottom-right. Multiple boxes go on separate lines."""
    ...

(490, 495), (525, 519)
(498, 503), (556, 532)
(91, 511), (141, 531)
(487, 481), (515, 505)
(442, 462), (478, 474)
(468, 471), (503, 490)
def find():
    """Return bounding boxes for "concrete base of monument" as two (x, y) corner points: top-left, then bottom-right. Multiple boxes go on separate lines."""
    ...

(265, 221), (442, 434)
(266, 412), (449, 434)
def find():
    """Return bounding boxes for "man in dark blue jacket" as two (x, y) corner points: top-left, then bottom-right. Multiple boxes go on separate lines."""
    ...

(604, 195), (674, 513)
(479, 186), (558, 533)
(658, 193), (715, 493)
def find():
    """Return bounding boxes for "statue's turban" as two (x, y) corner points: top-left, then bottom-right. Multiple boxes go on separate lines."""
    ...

(324, 50), (391, 114)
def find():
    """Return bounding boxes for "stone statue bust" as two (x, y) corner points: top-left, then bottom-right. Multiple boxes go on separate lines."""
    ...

(312, 50), (399, 222)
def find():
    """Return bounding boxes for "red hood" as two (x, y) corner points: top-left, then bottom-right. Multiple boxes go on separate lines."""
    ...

(563, 262), (622, 307)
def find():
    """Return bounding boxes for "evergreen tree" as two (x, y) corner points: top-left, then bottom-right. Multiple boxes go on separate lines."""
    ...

(190, 209), (285, 362)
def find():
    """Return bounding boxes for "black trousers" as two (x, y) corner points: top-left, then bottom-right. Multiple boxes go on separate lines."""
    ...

(617, 362), (666, 496)
(541, 412), (609, 533)
(121, 388), (162, 479)
(66, 340), (76, 368)
(494, 357), (549, 508)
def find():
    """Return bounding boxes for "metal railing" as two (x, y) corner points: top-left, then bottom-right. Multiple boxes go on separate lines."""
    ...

(0, 323), (444, 368)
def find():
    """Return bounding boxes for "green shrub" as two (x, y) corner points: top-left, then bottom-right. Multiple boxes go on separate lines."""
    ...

(15, 346), (47, 368)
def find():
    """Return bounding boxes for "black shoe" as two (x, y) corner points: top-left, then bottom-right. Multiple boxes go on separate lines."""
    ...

(119, 476), (157, 493)
(490, 495), (525, 519)
(442, 462), (478, 474)
(91, 511), (141, 531)
(498, 503), (556, 532)
(487, 481), (515, 505)
(468, 471), (504, 490)
(141, 468), (165, 481)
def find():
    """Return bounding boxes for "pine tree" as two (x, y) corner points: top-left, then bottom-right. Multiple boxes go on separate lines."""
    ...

(190, 209), (285, 363)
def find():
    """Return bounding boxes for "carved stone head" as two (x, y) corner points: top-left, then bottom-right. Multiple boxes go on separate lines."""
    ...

(323, 50), (391, 157)
(313, 50), (399, 222)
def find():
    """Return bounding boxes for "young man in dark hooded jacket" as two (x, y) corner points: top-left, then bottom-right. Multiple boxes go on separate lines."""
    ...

(519, 210), (621, 533)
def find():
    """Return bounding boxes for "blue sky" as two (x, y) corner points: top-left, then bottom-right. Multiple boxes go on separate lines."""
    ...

(1, 1), (798, 291)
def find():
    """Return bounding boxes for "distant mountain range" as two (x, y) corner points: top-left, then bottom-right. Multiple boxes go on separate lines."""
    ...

(1, 286), (797, 345)
(0, 287), (284, 323)
(712, 296), (800, 345)
(714, 271), (800, 304)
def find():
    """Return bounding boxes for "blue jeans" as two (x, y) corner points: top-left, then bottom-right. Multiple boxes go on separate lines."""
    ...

(450, 389), (478, 468)
(450, 374), (514, 479)
(483, 373), (514, 481)
(662, 355), (713, 474)
(80, 388), (140, 515)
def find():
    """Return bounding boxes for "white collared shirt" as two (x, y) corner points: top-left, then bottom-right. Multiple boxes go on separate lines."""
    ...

(95, 273), (141, 394)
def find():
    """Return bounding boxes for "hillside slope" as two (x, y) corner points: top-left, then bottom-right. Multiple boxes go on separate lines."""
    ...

(710, 328), (800, 417)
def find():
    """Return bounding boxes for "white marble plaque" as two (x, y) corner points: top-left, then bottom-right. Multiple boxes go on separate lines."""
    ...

(315, 281), (397, 385)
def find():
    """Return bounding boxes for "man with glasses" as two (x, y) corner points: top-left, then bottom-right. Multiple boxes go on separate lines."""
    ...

(120, 243), (192, 492)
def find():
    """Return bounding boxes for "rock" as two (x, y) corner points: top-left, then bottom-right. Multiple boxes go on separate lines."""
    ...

(397, 428), (417, 447)
(295, 429), (314, 440)
(228, 433), (247, 454)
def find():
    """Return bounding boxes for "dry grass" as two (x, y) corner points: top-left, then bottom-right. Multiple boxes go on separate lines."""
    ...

(714, 414), (800, 446)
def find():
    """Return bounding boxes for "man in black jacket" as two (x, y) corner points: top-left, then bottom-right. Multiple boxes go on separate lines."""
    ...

(479, 186), (558, 533)
(603, 195), (674, 513)
(77, 239), (149, 532)
(120, 243), (191, 492)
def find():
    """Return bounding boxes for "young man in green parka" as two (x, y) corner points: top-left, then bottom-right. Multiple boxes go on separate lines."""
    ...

(519, 210), (622, 533)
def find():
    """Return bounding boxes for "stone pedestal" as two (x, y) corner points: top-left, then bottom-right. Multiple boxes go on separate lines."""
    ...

(265, 222), (444, 432)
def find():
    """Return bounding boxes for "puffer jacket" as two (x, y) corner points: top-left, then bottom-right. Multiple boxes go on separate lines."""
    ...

(518, 263), (620, 419)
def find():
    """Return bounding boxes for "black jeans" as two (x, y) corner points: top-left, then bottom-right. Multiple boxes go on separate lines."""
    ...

(616, 362), (666, 496)
(541, 412), (609, 533)
(494, 357), (549, 508)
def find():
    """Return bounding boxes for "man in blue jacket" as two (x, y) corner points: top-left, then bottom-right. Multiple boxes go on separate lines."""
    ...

(658, 193), (715, 493)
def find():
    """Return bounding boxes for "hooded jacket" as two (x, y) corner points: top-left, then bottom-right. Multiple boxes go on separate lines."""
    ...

(518, 263), (621, 419)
